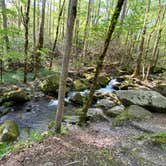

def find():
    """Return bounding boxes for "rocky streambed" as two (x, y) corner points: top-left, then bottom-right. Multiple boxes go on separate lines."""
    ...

(0, 73), (166, 165)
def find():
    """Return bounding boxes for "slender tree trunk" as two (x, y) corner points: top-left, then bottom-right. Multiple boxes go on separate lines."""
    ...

(1, 0), (10, 51)
(33, 0), (36, 73)
(80, 0), (125, 122)
(144, 5), (165, 81)
(55, 0), (77, 133)
(21, 0), (31, 83)
(132, 0), (150, 78)
(82, 0), (93, 58)
(34, 0), (46, 79)
(49, 0), (66, 70)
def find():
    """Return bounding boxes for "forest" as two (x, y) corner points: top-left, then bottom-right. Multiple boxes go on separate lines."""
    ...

(0, 0), (166, 165)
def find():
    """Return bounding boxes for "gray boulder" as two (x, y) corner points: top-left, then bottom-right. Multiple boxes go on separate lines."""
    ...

(96, 99), (115, 110)
(116, 90), (166, 113)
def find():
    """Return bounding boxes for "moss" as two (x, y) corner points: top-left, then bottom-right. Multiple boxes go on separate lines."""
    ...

(150, 132), (166, 145)
(74, 79), (88, 91)
(0, 108), (11, 117)
(112, 110), (135, 127)
(48, 121), (55, 130)
(0, 120), (19, 142)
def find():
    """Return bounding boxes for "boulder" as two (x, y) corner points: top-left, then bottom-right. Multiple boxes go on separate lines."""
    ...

(116, 90), (166, 113)
(96, 99), (115, 110)
(63, 115), (79, 124)
(104, 105), (124, 117)
(40, 74), (59, 96)
(0, 88), (30, 104)
(69, 92), (85, 105)
(87, 108), (108, 121)
(0, 120), (19, 142)
(112, 105), (153, 126)
(73, 79), (88, 91)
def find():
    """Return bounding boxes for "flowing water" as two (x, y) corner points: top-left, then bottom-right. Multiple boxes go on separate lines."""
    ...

(0, 79), (118, 139)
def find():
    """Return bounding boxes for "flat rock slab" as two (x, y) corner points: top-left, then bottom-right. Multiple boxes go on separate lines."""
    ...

(116, 90), (166, 113)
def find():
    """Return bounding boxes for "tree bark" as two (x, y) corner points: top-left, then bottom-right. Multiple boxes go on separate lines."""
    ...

(80, 0), (125, 122)
(55, 0), (77, 133)
(1, 0), (10, 51)
(34, 0), (46, 79)
(22, 0), (31, 83)
(49, 0), (66, 70)
(132, 0), (150, 78)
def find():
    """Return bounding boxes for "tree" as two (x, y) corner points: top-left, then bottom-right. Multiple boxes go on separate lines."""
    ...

(55, 0), (77, 133)
(1, 0), (10, 51)
(82, 0), (93, 58)
(34, 0), (46, 79)
(49, 0), (66, 70)
(132, 0), (151, 78)
(80, 0), (125, 123)
(21, 0), (31, 83)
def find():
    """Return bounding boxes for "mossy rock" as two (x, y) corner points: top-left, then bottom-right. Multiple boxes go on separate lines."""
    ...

(1, 88), (30, 105)
(0, 108), (11, 117)
(69, 92), (86, 105)
(40, 74), (60, 96)
(0, 120), (19, 142)
(73, 79), (88, 91)
(104, 105), (124, 117)
(96, 75), (110, 89)
(112, 105), (153, 127)
(150, 132), (166, 145)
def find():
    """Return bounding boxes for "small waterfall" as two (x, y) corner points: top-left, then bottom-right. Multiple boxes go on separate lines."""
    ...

(97, 79), (118, 93)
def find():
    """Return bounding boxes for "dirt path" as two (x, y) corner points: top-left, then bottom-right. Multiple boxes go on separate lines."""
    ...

(0, 117), (166, 166)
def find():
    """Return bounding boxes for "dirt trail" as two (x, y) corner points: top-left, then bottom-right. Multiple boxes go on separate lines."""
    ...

(0, 116), (166, 166)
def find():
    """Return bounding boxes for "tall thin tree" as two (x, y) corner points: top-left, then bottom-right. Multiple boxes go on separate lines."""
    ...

(80, 0), (125, 122)
(55, 0), (77, 133)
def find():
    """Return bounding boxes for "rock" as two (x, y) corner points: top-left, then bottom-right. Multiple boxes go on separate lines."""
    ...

(69, 92), (85, 105)
(73, 79), (88, 91)
(112, 105), (153, 126)
(87, 108), (109, 121)
(116, 90), (166, 113)
(40, 74), (59, 96)
(63, 115), (79, 124)
(97, 75), (110, 88)
(155, 82), (166, 97)
(0, 120), (19, 142)
(104, 105), (124, 117)
(96, 99), (115, 110)
(1, 88), (30, 105)
(0, 106), (11, 117)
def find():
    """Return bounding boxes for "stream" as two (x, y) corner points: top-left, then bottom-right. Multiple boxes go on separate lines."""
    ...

(0, 78), (119, 139)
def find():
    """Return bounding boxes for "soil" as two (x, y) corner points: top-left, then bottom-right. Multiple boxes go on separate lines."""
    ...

(1, 114), (166, 166)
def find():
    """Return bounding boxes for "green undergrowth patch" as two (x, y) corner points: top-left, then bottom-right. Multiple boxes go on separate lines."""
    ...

(134, 132), (166, 150)
(0, 130), (55, 158)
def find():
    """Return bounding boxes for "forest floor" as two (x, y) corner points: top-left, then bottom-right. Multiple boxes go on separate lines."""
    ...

(1, 114), (166, 166)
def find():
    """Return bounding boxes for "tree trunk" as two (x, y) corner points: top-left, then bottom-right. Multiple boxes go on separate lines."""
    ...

(49, 0), (66, 70)
(1, 0), (10, 51)
(33, 0), (36, 73)
(82, 0), (93, 59)
(55, 0), (77, 133)
(34, 0), (46, 79)
(80, 0), (125, 122)
(132, 0), (150, 78)
(22, 0), (31, 83)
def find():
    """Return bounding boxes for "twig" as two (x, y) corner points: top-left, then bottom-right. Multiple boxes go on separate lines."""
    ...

(64, 160), (81, 166)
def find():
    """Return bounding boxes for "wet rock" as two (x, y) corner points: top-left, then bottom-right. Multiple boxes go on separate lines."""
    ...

(96, 99), (115, 110)
(116, 90), (166, 113)
(69, 92), (85, 105)
(112, 105), (153, 126)
(0, 120), (19, 142)
(104, 105), (125, 117)
(0, 106), (11, 117)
